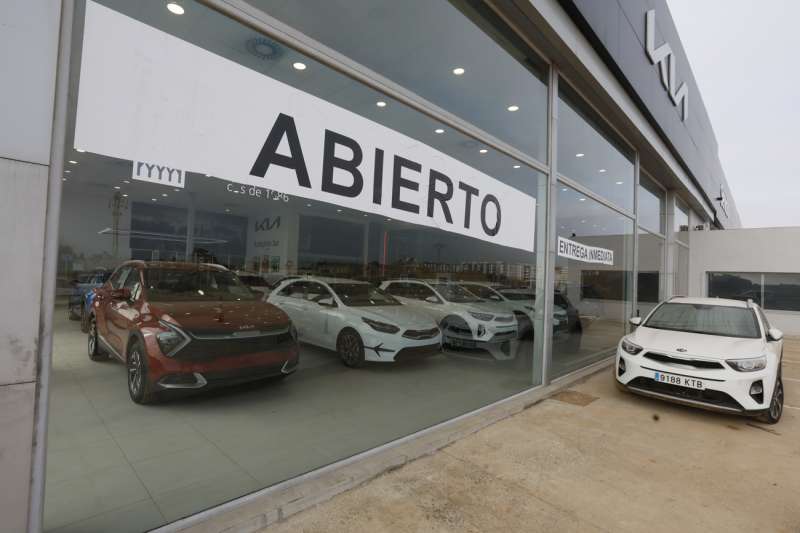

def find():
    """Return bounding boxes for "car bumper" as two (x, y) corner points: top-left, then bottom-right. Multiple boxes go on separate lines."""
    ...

(615, 348), (775, 414)
(360, 329), (442, 363)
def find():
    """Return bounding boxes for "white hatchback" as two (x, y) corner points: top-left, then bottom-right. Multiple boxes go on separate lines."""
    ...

(267, 277), (441, 367)
(616, 297), (785, 424)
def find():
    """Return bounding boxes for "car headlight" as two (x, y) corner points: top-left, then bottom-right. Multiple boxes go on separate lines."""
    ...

(362, 317), (400, 334)
(620, 337), (643, 355)
(156, 321), (189, 357)
(726, 356), (767, 372)
(468, 311), (493, 322)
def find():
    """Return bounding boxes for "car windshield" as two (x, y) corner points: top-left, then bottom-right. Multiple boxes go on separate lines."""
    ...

(145, 268), (258, 302)
(498, 289), (535, 301)
(644, 303), (761, 339)
(329, 283), (399, 306)
(431, 283), (481, 303)
(461, 284), (503, 301)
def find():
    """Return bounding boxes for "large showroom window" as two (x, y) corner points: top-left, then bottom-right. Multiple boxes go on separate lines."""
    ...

(709, 272), (800, 311)
(636, 172), (666, 316)
(638, 173), (666, 235)
(250, 0), (550, 164)
(764, 273), (800, 311)
(47, 1), (549, 530)
(553, 184), (634, 377)
(557, 83), (635, 212)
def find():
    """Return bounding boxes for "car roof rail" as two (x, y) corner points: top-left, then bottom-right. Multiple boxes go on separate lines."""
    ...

(746, 298), (753, 308)
(200, 263), (228, 270)
(667, 295), (686, 301)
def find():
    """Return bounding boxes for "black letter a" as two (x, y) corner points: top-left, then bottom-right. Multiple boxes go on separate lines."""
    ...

(249, 113), (311, 188)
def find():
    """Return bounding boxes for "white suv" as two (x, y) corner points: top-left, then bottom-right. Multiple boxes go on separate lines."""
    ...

(380, 280), (518, 360)
(616, 297), (784, 424)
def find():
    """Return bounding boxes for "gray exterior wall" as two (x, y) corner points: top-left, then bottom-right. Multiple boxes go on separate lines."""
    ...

(0, 1), (63, 531)
(559, 0), (740, 228)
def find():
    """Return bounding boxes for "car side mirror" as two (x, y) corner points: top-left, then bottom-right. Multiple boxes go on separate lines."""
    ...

(425, 296), (441, 304)
(629, 316), (642, 327)
(768, 327), (784, 341)
(110, 287), (131, 301)
(317, 296), (336, 308)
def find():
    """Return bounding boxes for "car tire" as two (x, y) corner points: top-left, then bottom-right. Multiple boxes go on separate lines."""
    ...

(87, 315), (108, 361)
(759, 374), (783, 425)
(127, 339), (157, 404)
(80, 304), (89, 333)
(68, 303), (80, 321)
(337, 328), (365, 368)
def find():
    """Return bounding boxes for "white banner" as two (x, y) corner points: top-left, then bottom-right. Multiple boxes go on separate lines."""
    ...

(74, 2), (537, 252)
(557, 236), (614, 265)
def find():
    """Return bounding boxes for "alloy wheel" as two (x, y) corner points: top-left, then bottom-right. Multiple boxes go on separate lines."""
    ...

(88, 320), (97, 354)
(770, 380), (784, 421)
(342, 333), (360, 365)
(128, 350), (143, 397)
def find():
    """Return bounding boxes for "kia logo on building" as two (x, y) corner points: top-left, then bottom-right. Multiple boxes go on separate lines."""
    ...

(254, 216), (281, 232)
(645, 10), (689, 122)
(132, 160), (185, 188)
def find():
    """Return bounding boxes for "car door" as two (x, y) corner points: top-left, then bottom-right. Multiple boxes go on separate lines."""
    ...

(305, 282), (342, 349)
(94, 266), (129, 354)
(757, 306), (783, 365)
(406, 283), (446, 322)
(270, 281), (313, 339)
(107, 267), (142, 356)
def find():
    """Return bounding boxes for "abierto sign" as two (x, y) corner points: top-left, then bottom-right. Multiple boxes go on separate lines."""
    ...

(557, 237), (614, 266)
(74, 1), (537, 252)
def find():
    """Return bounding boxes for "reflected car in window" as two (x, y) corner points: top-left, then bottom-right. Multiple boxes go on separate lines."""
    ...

(380, 280), (518, 360)
(267, 277), (441, 367)
(87, 261), (299, 404)
(68, 270), (110, 321)
(616, 297), (784, 424)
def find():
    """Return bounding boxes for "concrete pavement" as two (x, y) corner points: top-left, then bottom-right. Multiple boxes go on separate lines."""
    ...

(263, 339), (800, 533)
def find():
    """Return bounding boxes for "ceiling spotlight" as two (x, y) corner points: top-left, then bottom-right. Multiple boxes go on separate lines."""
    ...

(513, 165), (521, 169)
(579, 198), (586, 202)
(575, 153), (584, 158)
(122, 194), (128, 197)
(292, 62), (307, 71)
(123, 180), (130, 184)
(205, 174), (211, 177)
(479, 148), (488, 154)
(363, 214), (368, 217)
(64, 170), (71, 173)
(225, 208), (231, 212)
(161, 193), (168, 197)
(336, 209), (342, 213)
(376, 101), (387, 108)
(61, 178), (67, 182)
(452, 67), (465, 76)
(151, 198), (157, 202)
(599, 169), (607, 173)
(113, 186), (120, 190)
(562, 188), (568, 192)
(75, 148), (85, 153)
(173, 188), (180, 192)
(306, 203), (312, 207)
(434, 128), (445, 134)
(166, 2), (184, 15)
(581, 220), (587, 224)
(616, 181), (624, 185)
(68, 160), (77, 164)
(507, 105), (519, 112)
(387, 218), (392, 222)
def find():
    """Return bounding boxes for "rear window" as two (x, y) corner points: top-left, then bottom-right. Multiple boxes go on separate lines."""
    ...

(644, 303), (761, 339)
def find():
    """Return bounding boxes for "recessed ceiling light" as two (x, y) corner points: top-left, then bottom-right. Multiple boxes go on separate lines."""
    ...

(616, 181), (624, 185)
(166, 2), (184, 15)
(225, 208), (231, 212)
(363, 214), (368, 217)
(61, 177), (67, 182)
(173, 188), (180, 192)
(575, 153), (584, 158)
(434, 128), (445, 134)
(598, 169), (606, 173)
(151, 198), (157, 202)
(123, 180), (130, 184)
(579, 198), (586, 202)
(581, 220), (587, 223)
(336, 209), (342, 213)
(64, 170), (71, 173)
(376, 101), (387, 108)
(113, 186), (120, 190)
(122, 194), (128, 197)
(479, 149), (488, 154)
(507, 105), (519, 112)
(306, 203), (312, 207)
(292, 62), (307, 71)
(513, 165), (521, 169)
(75, 148), (85, 153)
(562, 188), (568, 192)
(386, 218), (392, 222)
(452, 67), (465, 76)
(161, 193), (168, 197)
(68, 160), (77, 164)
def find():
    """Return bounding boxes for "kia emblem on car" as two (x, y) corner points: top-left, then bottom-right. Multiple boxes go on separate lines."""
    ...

(676, 348), (687, 352)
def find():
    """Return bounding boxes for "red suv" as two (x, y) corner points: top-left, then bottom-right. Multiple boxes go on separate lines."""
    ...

(87, 261), (299, 404)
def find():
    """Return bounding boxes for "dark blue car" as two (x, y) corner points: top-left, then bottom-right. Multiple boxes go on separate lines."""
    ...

(67, 271), (110, 324)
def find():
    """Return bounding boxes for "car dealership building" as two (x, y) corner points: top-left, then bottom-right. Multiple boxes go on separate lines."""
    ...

(0, 0), (767, 531)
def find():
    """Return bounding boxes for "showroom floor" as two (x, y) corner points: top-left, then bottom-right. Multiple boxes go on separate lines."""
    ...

(265, 338), (800, 533)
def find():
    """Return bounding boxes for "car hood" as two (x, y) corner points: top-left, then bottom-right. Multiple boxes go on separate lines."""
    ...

(631, 326), (766, 360)
(459, 301), (515, 319)
(356, 305), (437, 329)
(149, 299), (290, 334)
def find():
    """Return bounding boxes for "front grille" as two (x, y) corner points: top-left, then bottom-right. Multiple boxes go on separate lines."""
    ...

(627, 377), (743, 411)
(402, 327), (440, 340)
(494, 315), (514, 323)
(202, 363), (289, 385)
(489, 330), (517, 343)
(446, 324), (472, 336)
(643, 352), (724, 369)
(394, 343), (441, 362)
(174, 330), (295, 360)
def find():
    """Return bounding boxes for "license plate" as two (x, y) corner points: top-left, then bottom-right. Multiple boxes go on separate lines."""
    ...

(654, 371), (705, 390)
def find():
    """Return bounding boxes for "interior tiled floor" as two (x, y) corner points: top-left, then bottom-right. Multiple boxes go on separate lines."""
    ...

(44, 306), (619, 532)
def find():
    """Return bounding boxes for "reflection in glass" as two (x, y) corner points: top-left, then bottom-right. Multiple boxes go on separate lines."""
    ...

(553, 184), (634, 377)
(637, 229), (665, 316)
(675, 200), (690, 243)
(639, 173), (666, 235)
(557, 84), (634, 211)
(764, 273), (800, 312)
(708, 272), (763, 305)
(675, 243), (689, 296)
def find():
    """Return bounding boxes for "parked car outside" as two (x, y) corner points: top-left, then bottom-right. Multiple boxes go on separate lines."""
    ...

(87, 261), (299, 404)
(615, 297), (784, 424)
(380, 280), (518, 360)
(67, 270), (110, 320)
(268, 277), (441, 367)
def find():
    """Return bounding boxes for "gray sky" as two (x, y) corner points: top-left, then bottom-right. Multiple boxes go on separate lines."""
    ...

(667, 0), (800, 228)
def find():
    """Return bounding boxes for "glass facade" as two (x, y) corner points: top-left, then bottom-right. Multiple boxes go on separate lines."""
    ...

(43, 0), (700, 529)
(709, 272), (800, 311)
